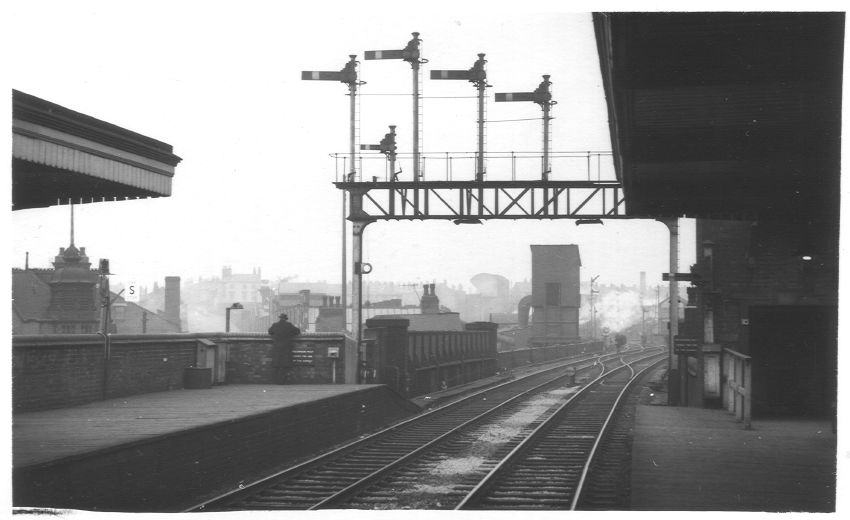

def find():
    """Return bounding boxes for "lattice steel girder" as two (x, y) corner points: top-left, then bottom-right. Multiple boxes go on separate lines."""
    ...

(335, 180), (626, 220)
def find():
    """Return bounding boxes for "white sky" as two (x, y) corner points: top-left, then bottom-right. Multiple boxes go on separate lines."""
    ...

(9, 2), (704, 293)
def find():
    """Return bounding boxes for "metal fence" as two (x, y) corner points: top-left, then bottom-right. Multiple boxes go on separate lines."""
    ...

(723, 348), (752, 429)
(332, 150), (615, 183)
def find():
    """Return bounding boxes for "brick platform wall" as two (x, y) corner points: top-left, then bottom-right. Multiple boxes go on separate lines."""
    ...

(224, 335), (346, 384)
(13, 341), (104, 411)
(224, 339), (275, 383)
(107, 340), (195, 397)
(13, 335), (201, 412)
(13, 333), (348, 412)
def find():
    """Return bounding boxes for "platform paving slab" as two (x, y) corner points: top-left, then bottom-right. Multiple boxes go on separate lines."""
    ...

(631, 405), (836, 512)
(13, 384), (421, 511)
(13, 384), (380, 467)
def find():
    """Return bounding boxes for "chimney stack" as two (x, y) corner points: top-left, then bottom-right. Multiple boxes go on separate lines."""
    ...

(164, 276), (181, 332)
(420, 282), (440, 314)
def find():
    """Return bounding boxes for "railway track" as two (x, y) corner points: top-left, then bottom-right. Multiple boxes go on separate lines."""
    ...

(457, 352), (665, 510)
(188, 347), (661, 512)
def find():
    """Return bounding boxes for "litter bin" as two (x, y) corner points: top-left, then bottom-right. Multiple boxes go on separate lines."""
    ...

(184, 367), (212, 389)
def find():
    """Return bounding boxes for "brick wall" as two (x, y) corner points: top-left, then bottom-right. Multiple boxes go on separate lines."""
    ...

(13, 333), (349, 412)
(223, 335), (346, 384)
(288, 336), (346, 384)
(695, 217), (838, 415)
(224, 338), (276, 383)
(13, 335), (200, 412)
(107, 340), (195, 397)
(698, 218), (839, 352)
(13, 340), (104, 411)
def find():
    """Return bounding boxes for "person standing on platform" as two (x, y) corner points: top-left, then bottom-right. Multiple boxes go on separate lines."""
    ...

(268, 313), (301, 384)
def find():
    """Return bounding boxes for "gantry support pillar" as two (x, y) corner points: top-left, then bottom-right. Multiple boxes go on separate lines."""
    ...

(660, 218), (680, 405)
(347, 188), (374, 383)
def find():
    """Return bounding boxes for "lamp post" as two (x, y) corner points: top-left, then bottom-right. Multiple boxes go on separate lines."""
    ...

(98, 258), (111, 400)
(226, 302), (244, 333)
(589, 275), (599, 340)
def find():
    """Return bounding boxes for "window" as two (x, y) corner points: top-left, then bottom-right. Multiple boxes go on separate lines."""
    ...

(545, 283), (561, 306)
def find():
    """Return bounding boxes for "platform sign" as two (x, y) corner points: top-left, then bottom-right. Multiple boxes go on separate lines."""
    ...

(292, 346), (315, 366)
(124, 280), (139, 302)
(663, 272), (699, 282)
(674, 336), (700, 355)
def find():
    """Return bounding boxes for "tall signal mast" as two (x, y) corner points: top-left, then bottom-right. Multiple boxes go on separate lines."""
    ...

(431, 53), (490, 182)
(361, 125), (398, 182)
(302, 54), (364, 330)
(496, 75), (557, 180)
(365, 32), (426, 181)
(302, 54), (364, 181)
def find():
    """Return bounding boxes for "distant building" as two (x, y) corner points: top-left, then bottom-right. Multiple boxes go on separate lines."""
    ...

(530, 244), (581, 345)
(375, 313), (464, 332)
(374, 285), (464, 331)
(11, 90), (183, 335)
(12, 241), (180, 335)
(219, 266), (263, 307)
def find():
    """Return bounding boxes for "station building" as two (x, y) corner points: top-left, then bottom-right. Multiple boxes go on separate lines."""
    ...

(12, 89), (183, 333)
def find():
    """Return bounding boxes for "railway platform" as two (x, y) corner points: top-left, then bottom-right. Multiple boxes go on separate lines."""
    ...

(630, 403), (837, 512)
(12, 357), (840, 512)
(13, 384), (418, 512)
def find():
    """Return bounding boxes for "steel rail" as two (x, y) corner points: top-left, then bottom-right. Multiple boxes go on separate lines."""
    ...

(307, 353), (618, 509)
(317, 352), (638, 510)
(454, 350), (664, 510)
(185, 349), (624, 512)
(570, 355), (666, 509)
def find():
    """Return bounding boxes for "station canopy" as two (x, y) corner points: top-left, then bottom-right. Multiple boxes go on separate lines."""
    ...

(12, 90), (182, 210)
(593, 13), (843, 221)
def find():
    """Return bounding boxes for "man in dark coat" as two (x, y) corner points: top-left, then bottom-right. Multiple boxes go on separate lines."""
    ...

(268, 313), (301, 384)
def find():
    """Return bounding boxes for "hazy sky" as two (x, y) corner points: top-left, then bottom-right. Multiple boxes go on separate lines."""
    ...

(8, 2), (697, 293)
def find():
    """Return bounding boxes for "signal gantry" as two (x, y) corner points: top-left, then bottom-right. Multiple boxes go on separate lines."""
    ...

(302, 33), (622, 366)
